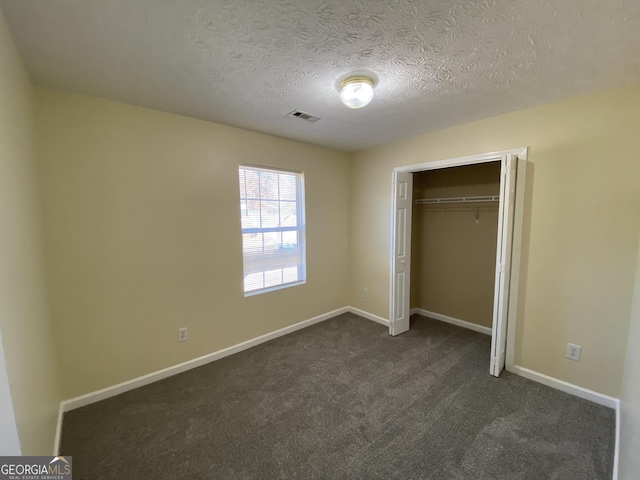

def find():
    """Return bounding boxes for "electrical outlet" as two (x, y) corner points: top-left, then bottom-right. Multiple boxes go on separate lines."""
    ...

(363, 288), (369, 298)
(566, 343), (581, 361)
(178, 327), (188, 342)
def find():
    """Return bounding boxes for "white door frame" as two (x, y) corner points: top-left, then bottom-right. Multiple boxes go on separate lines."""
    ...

(389, 147), (528, 373)
(0, 327), (21, 455)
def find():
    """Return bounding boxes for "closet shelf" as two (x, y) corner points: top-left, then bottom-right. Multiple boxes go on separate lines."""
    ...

(415, 195), (500, 205)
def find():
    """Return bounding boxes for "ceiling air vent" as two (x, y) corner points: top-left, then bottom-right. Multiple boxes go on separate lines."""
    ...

(288, 110), (321, 123)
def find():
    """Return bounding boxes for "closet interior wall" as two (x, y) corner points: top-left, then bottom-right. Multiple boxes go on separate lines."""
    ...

(410, 162), (501, 329)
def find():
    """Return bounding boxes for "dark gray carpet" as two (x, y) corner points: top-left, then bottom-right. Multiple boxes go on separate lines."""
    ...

(60, 313), (615, 479)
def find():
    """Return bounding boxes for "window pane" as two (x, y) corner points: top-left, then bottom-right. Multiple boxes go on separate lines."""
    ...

(282, 230), (298, 247)
(241, 199), (260, 229)
(264, 232), (282, 251)
(243, 232), (263, 257)
(239, 168), (246, 199)
(244, 272), (264, 292)
(245, 169), (260, 199)
(280, 201), (297, 227)
(260, 171), (279, 200)
(279, 174), (297, 201)
(264, 268), (283, 287)
(260, 201), (279, 228)
(283, 267), (299, 283)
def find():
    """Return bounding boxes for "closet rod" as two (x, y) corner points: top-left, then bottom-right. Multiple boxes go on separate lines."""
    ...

(415, 195), (499, 205)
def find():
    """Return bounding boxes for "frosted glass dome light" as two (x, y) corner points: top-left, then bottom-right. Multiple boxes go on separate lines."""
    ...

(340, 76), (374, 109)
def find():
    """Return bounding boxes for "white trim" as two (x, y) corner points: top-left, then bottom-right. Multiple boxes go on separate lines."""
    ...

(240, 166), (306, 298)
(60, 307), (348, 412)
(51, 304), (621, 471)
(53, 403), (64, 455)
(505, 155), (527, 371)
(243, 279), (305, 297)
(613, 399), (620, 480)
(410, 308), (492, 336)
(388, 171), (401, 335)
(511, 365), (621, 480)
(348, 306), (390, 327)
(394, 147), (528, 173)
(510, 365), (619, 409)
(0, 328), (21, 455)
(390, 147), (527, 378)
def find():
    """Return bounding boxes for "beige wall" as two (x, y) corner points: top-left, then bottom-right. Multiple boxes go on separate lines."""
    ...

(36, 89), (350, 399)
(0, 12), (61, 454)
(349, 85), (640, 397)
(411, 163), (500, 328)
(619, 234), (640, 479)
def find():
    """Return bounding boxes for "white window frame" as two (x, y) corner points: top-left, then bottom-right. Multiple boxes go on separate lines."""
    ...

(239, 164), (306, 296)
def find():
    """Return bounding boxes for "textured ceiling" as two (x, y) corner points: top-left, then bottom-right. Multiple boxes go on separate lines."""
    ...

(2, 0), (640, 151)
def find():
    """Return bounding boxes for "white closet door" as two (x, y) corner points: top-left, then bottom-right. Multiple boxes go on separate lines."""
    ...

(390, 171), (412, 336)
(490, 154), (518, 376)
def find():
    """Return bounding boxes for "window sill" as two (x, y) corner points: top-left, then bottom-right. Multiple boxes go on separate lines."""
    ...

(244, 280), (306, 297)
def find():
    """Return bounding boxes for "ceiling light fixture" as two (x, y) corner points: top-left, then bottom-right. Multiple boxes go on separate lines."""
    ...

(340, 76), (374, 109)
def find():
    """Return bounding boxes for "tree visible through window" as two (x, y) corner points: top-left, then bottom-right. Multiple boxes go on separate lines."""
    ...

(238, 165), (306, 294)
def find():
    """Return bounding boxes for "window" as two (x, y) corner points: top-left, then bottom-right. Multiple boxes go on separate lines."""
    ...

(238, 165), (306, 295)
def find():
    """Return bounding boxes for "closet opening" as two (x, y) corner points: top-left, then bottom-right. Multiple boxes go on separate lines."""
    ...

(389, 148), (527, 377)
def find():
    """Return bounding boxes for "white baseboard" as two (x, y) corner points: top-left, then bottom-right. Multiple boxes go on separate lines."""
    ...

(54, 305), (383, 451)
(510, 365), (620, 480)
(53, 306), (351, 452)
(510, 365), (619, 409)
(347, 306), (390, 327)
(53, 305), (621, 474)
(60, 306), (349, 414)
(410, 308), (492, 336)
(510, 366), (621, 480)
